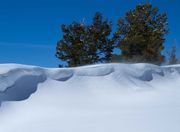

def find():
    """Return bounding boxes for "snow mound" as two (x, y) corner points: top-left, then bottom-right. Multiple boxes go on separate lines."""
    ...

(0, 63), (180, 132)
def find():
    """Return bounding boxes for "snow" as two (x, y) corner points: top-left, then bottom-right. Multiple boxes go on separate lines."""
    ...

(0, 63), (180, 132)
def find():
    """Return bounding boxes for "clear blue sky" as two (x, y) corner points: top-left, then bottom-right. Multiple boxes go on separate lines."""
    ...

(0, 0), (179, 67)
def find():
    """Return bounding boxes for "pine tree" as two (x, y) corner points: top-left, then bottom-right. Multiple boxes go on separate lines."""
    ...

(168, 43), (177, 65)
(113, 3), (168, 64)
(90, 12), (115, 62)
(56, 12), (114, 67)
(56, 22), (87, 67)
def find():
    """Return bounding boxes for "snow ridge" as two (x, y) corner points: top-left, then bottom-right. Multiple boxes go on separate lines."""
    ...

(0, 63), (180, 104)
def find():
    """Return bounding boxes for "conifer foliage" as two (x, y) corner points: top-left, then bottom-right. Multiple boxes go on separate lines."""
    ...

(56, 12), (114, 67)
(56, 4), (169, 67)
(113, 4), (168, 64)
(168, 44), (177, 65)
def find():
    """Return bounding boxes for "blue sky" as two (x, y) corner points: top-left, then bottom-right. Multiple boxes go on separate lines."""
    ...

(0, 0), (180, 67)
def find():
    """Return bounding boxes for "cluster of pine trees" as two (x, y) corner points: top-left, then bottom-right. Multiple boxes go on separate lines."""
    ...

(56, 3), (172, 67)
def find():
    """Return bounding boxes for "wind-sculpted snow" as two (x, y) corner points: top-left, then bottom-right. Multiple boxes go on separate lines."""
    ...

(0, 63), (180, 104)
(0, 63), (180, 132)
(75, 65), (115, 76)
(0, 75), (46, 101)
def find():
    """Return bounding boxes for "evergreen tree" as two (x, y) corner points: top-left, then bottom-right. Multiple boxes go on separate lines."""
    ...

(90, 12), (115, 62)
(113, 3), (168, 64)
(56, 12), (114, 67)
(168, 43), (177, 65)
(56, 22), (88, 67)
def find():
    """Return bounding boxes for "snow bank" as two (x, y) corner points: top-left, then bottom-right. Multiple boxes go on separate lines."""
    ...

(0, 63), (180, 132)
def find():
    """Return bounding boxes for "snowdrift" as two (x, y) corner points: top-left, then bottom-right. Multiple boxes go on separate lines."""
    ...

(0, 63), (180, 132)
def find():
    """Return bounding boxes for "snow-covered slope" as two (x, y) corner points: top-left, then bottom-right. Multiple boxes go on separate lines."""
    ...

(0, 63), (180, 132)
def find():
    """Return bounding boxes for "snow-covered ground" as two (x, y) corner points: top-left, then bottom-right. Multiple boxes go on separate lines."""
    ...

(0, 63), (180, 132)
